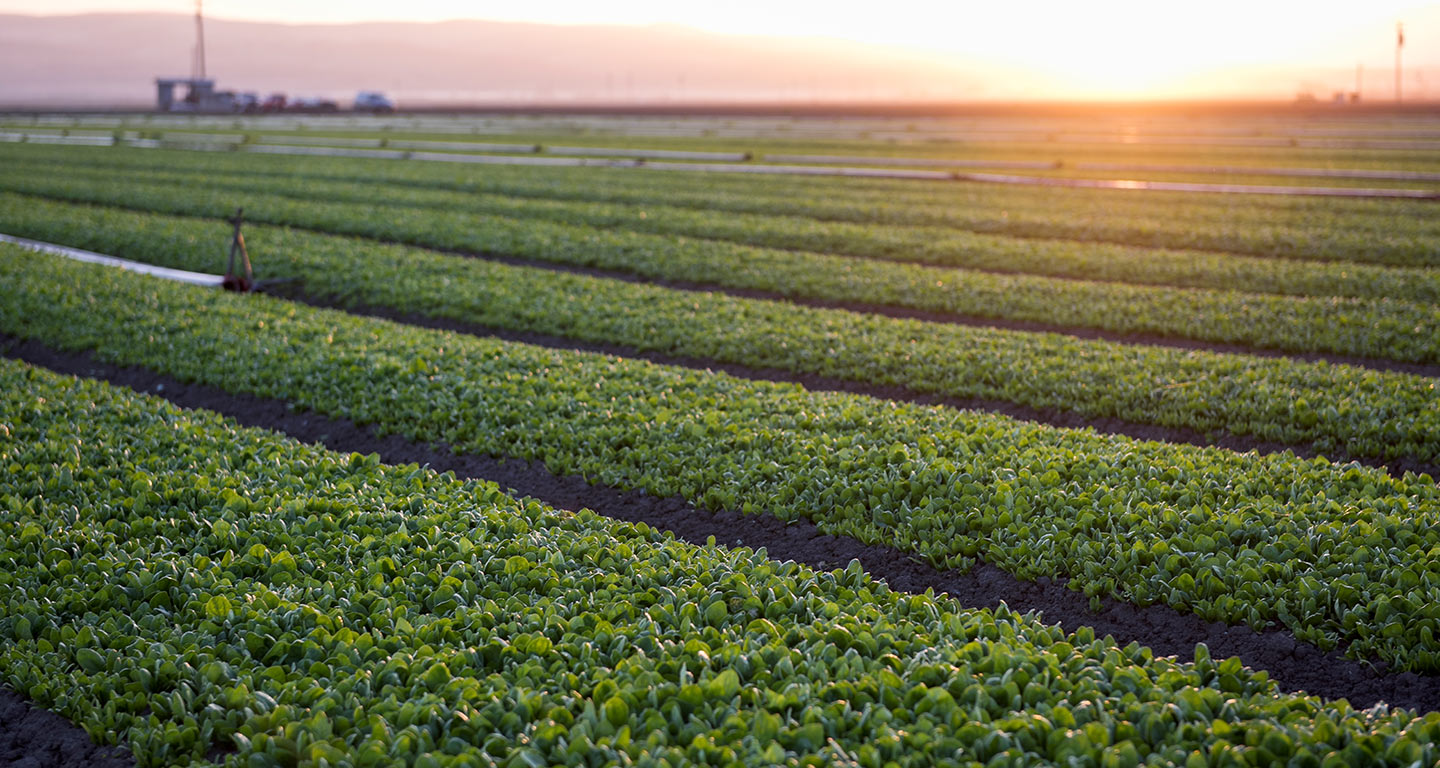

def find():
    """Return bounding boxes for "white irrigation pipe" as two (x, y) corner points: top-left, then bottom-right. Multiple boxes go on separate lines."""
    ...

(947, 172), (1440, 199)
(0, 234), (224, 287)
(76, 129), (1440, 184)
(36, 136), (1440, 199)
(0, 129), (114, 139)
(242, 144), (412, 160)
(404, 151), (641, 167)
(385, 139), (540, 153)
(765, 153), (1058, 170)
(28, 136), (115, 146)
(641, 160), (955, 180)
(548, 145), (751, 161)
(162, 132), (247, 144)
(855, 131), (1440, 151)
(1091, 134), (1440, 151)
(255, 135), (385, 148)
(1072, 162), (1440, 183)
(220, 134), (737, 159)
(763, 153), (1440, 183)
(0, 133), (116, 146)
(241, 143), (643, 167)
(19, 113), (1440, 143)
(1287, 138), (1440, 151)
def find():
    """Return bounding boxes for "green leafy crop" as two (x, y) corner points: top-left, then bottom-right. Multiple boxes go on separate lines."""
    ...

(3, 248), (1439, 672)
(5, 140), (1440, 268)
(1, 198), (1436, 469)
(6, 147), (1437, 304)
(3, 163), (1437, 364)
(3, 358), (1439, 766)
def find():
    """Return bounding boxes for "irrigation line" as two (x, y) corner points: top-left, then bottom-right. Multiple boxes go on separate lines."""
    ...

(254, 135), (388, 148)
(7, 132), (1439, 197)
(16, 112), (1440, 144)
(862, 132), (1440, 151)
(547, 145), (751, 161)
(9, 229), (1435, 474)
(5, 188), (1438, 378)
(945, 171), (1440, 199)
(1071, 161), (1440, 183)
(765, 153), (1059, 170)
(386, 139), (539, 153)
(238, 143), (640, 167)
(767, 152), (1440, 182)
(93, 138), (1440, 199)
(0, 233), (224, 287)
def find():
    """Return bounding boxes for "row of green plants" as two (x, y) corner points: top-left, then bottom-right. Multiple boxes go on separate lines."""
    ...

(3, 194), (1436, 469)
(6, 357), (1440, 766)
(6, 151), (1434, 304)
(3, 168), (1438, 366)
(5, 246), (1440, 673)
(242, 130), (1440, 190)
(18, 118), (1440, 174)
(1005, 167), (1440, 191)
(4, 142), (1438, 268)
(162, 135), (1440, 190)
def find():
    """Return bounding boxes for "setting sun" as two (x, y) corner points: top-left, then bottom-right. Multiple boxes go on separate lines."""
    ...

(3, 0), (1435, 100)
(2, 0), (1440, 760)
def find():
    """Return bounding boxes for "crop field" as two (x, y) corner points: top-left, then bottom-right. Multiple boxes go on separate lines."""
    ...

(1, 110), (1439, 767)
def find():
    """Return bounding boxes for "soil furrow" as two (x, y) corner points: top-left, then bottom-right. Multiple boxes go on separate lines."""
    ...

(26, 157), (1440, 304)
(12, 152), (1436, 274)
(405, 239), (1440, 378)
(0, 686), (132, 768)
(6, 188), (1436, 376)
(6, 336), (1437, 714)
(269, 285), (1440, 480)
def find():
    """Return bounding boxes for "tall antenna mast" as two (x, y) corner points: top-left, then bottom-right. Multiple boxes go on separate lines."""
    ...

(193, 0), (207, 80)
(1396, 22), (1404, 103)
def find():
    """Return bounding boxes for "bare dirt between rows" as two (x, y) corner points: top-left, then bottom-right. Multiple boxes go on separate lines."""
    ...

(24, 152), (1440, 299)
(272, 286), (1440, 481)
(151, 196), (1431, 379)
(5, 337), (1438, 716)
(0, 686), (131, 768)
(19, 151), (1440, 278)
(31, 156), (1438, 306)
(417, 240), (1440, 379)
(8, 185), (1436, 378)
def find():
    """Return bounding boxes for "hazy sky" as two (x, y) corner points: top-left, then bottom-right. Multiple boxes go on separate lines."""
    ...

(3, 1), (1437, 98)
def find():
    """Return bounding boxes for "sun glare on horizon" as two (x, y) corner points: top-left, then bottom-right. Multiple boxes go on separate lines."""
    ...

(2, 0), (1434, 100)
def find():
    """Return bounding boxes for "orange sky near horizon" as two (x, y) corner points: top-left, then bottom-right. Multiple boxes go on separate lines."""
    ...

(2, 0), (1437, 99)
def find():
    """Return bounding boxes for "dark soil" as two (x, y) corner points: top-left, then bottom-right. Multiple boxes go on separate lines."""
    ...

(0, 687), (131, 768)
(6, 336), (1438, 715)
(411, 240), (1440, 380)
(14, 189), (1438, 378)
(271, 286), (1440, 481)
(231, 216), (1436, 379)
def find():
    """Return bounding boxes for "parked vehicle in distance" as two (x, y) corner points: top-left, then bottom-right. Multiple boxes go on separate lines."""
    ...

(289, 97), (339, 113)
(354, 91), (396, 113)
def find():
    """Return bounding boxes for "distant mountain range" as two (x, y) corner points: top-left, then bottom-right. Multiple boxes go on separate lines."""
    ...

(0, 13), (1002, 107)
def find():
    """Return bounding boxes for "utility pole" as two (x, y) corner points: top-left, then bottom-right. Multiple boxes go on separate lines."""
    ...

(194, 0), (207, 80)
(1396, 22), (1404, 103)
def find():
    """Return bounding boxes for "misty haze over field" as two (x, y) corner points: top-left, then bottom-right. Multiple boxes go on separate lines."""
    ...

(0, 13), (999, 106)
(2, 11), (1437, 107)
